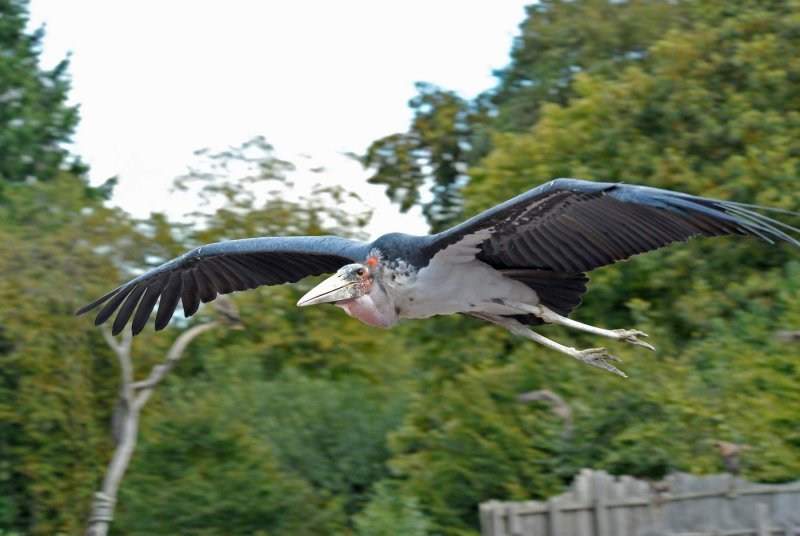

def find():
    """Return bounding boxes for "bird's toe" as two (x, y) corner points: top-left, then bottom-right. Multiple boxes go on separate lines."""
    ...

(573, 347), (628, 378)
(613, 329), (656, 351)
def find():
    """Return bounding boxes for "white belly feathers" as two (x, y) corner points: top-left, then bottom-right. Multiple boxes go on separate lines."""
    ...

(384, 230), (541, 319)
(393, 259), (539, 318)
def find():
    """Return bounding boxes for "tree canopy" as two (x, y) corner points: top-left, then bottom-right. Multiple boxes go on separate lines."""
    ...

(0, 0), (84, 188)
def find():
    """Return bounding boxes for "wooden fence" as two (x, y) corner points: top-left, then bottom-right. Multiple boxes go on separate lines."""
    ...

(479, 469), (800, 536)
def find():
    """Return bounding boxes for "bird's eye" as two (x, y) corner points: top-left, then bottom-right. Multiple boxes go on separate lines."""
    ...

(356, 268), (366, 277)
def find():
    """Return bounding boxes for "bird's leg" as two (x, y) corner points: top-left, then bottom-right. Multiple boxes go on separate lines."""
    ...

(501, 300), (655, 351)
(468, 313), (628, 377)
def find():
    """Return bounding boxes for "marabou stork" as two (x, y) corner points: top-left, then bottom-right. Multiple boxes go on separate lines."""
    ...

(77, 179), (800, 377)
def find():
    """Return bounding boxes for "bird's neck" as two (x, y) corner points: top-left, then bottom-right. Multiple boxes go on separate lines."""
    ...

(334, 279), (398, 328)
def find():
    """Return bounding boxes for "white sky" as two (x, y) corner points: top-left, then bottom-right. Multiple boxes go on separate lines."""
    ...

(28, 1), (530, 238)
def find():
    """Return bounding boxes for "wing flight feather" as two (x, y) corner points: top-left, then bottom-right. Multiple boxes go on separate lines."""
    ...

(426, 178), (800, 273)
(77, 236), (369, 335)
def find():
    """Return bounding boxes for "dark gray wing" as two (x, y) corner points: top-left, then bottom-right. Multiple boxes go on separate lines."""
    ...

(77, 236), (370, 335)
(425, 178), (800, 273)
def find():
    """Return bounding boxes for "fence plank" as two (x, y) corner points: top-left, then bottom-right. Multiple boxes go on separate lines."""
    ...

(548, 496), (560, 536)
(522, 501), (541, 536)
(574, 471), (593, 536)
(593, 472), (611, 536)
(756, 502), (769, 536)
(509, 502), (524, 536)
(531, 502), (546, 536)
(479, 500), (505, 536)
(479, 502), (494, 536)
(606, 473), (622, 536)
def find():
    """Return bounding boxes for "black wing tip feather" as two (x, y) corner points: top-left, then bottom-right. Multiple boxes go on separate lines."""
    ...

(600, 182), (800, 248)
(74, 287), (122, 317)
(548, 178), (800, 248)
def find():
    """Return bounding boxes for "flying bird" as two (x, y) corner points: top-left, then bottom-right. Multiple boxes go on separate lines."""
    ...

(77, 179), (800, 377)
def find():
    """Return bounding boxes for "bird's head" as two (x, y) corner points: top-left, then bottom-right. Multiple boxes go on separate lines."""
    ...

(296, 257), (379, 307)
(296, 255), (397, 328)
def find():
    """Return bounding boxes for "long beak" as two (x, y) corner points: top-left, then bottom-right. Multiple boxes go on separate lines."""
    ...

(297, 272), (359, 307)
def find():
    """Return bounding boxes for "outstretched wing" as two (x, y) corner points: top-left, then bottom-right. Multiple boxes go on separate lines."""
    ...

(425, 178), (800, 273)
(77, 236), (370, 335)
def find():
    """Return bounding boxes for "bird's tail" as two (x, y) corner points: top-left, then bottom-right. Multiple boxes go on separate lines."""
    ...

(500, 269), (588, 325)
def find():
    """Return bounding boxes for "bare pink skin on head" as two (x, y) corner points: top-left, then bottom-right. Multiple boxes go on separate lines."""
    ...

(334, 256), (398, 328)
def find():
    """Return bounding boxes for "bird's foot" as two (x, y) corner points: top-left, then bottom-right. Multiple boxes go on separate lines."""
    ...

(612, 329), (655, 351)
(569, 347), (627, 378)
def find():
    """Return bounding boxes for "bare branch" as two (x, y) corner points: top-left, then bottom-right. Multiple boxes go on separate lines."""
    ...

(100, 327), (120, 354)
(516, 389), (574, 440)
(214, 295), (244, 329)
(101, 327), (134, 403)
(131, 321), (219, 393)
(775, 330), (800, 342)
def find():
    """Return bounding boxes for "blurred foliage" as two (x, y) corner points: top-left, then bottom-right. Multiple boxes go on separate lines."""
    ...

(0, 174), (182, 533)
(0, 0), (85, 189)
(3, 0), (800, 535)
(0, 3), (149, 528)
(364, 0), (688, 232)
(491, 0), (687, 130)
(116, 380), (349, 535)
(252, 371), (410, 515)
(388, 362), (565, 534)
(363, 83), (480, 232)
(176, 136), (372, 243)
(354, 480), (430, 536)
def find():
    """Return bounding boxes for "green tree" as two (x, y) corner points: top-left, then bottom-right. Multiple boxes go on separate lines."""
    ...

(388, 358), (565, 534)
(253, 371), (410, 516)
(363, 1), (686, 231)
(0, 4), (140, 533)
(0, 175), (144, 534)
(363, 83), (479, 232)
(560, 265), (800, 481)
(116, 381), (348, 535)
(0, 0), (84, 187)
(491, 0), (684, 130)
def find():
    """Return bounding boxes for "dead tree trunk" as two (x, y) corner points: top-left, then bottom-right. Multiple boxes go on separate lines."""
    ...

(84, 322), (219, 536)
